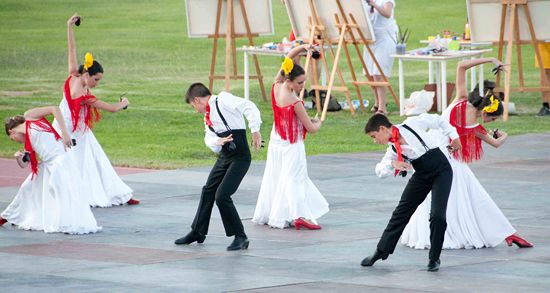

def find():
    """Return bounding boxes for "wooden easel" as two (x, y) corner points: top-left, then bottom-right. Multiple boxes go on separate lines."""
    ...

(333, 0), (399, 114)
(208, 0), (267, 101)
(296, 0), (354, 121)
(494, 0), (550, 120)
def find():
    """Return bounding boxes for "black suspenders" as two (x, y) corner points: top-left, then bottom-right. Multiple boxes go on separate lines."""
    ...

(208, 97), (232, 135)
(402, 124), (430, 152)
(391, 124), (431, 159)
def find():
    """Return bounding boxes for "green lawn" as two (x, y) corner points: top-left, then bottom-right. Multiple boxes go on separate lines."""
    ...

(1, 0), (549, 169)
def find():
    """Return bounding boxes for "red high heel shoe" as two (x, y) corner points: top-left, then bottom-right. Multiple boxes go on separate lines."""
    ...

(294, 218), (321, 230)
(505, 234), (533, 248)
(126, 198), (140, 205)
(0, 217), (7, 226)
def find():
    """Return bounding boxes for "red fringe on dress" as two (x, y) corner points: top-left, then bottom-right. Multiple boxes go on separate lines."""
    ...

(64, 76), (101, 132)
(449, 100), (487, 163)
(271, 85), (307, 144)
(25, 118), (61, 178)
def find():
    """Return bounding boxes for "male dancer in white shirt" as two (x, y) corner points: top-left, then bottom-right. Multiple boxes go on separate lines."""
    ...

(362, 113), (461, 271)
(176, 82), (262, 251)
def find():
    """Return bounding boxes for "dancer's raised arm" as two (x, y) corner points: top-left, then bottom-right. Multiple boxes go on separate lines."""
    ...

(67, 14), (80, 76)
(455, 57), (503, 102)
(275, 44), (313, 84)
(24, 106), (72, 149)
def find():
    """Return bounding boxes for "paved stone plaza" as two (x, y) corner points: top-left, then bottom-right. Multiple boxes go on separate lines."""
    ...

(1, 133), (549, 292)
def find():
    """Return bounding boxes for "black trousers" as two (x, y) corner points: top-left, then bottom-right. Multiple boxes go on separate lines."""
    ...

(377, 148), (452, 261)
(191, 155), (250, 238)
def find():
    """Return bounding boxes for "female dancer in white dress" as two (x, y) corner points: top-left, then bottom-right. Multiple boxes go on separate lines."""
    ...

(52, 14), (138, 207)
(401, 58), (533, 249)
(252, 45), (329, 229)
(363, 0), (398, 115)
(0, 106), (100, 234)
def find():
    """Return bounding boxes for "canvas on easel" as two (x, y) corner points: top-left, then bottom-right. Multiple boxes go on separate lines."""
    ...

(467, 0), (550, 42)
(467, 0), (550, 120)
(285, 0), (375, 43)
(284, 0), (398, 120)
(332, 0), (399, 115)
(186, 0), (274, 37)
(284, 0), (354, 119)
(185, 0), (274, 101)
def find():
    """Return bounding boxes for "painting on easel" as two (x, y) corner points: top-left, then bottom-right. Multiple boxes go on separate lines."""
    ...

(185, 0), (274, 38)
(467, 0), (550, 42)
(466, 0), (550, 120)
(185, 0), (274, 100)
(283, 0), (397, 120)
(284, 0), (375, 44)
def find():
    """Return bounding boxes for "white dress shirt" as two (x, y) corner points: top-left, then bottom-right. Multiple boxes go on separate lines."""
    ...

(375, 113), (459, 178)
(204, 91), (262, 153)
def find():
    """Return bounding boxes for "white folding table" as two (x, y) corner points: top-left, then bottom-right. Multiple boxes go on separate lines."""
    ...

(392, 49), (492, 115)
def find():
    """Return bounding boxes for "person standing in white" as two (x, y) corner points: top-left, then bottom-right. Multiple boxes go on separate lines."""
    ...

(52, 14), (139, 207)
(363, 0), (398, 115)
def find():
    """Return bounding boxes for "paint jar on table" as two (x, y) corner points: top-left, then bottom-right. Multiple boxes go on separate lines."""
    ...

(396, 43), (407, 55)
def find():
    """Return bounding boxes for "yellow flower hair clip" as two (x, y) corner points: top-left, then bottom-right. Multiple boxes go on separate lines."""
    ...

(482, 95), (500, 113)
(281, 57), (294, 76)
(83, 52), (94, 71)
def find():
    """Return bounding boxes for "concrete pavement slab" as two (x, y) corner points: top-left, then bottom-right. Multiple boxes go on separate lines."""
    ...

(0, 133), (549, 292)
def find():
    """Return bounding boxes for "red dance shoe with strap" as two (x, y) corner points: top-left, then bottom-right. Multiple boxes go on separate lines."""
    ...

(294, 218), (321, 230)
(505, 234), (533, 248)
(126, 198), (140, 205)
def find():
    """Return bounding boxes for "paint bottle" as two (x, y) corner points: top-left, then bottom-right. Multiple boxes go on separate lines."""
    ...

(464, 19), (470, 40)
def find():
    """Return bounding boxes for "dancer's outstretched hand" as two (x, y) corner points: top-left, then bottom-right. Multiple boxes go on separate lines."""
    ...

(14, 150), (25, 159)
(448, 138), (462, 154)
(119, 98), (130, 111)
(14, 151), (28, 168)
(392, 160), (412, 171)
(62, 136), (73, 151)
(251, 132), (262, 151)
(67, 14), (80, 27)
(311, 117), (322, 127)
(217, 134), (233, 146)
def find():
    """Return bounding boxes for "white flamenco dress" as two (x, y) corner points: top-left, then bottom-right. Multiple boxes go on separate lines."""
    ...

(252, 89), (329, 228)
(401, 101), (516, 249)
(1, 119), (100, 234)
(52, 76), (133, 207)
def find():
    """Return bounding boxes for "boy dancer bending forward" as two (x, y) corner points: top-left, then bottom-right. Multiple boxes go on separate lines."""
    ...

(175, 83), (262, 251)
(362, 113), (461, 271)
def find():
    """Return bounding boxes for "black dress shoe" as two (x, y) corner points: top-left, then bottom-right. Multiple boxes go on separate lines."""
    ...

(361, 249), (389, 267)
(174, 230), (206, 245)
(427, 259), (441, 272)
(227, 236), (249, 251)
(537, 106), (550, 116)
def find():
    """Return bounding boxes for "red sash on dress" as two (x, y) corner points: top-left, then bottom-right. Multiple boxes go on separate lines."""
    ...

(271, 85), (307, 144)
(448, 100), (487, 163)
(64, 76), (101, 132)
(25, 118), (61, 178)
